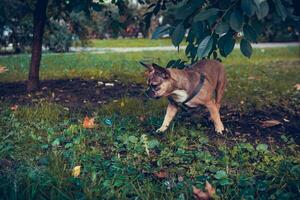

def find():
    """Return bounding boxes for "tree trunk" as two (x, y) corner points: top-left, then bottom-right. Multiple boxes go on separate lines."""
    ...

(27, 0), (48, 92)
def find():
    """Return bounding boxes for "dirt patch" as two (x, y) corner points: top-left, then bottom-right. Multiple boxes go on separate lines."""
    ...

(0, 79), (299, 144)
(0, 79), (145, 108)
(180, 107), (300, 145)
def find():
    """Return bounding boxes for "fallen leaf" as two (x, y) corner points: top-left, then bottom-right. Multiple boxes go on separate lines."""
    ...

(139, 115), (145, 122)
(294, 83), (300, 90)
(153, 169), (168, 179)
(193, 181), (216, 200)
(104, 118), (113, 126)
(0, 66), (8, 73)
(10, 105), (18, 111)
(72, 165), (81, 177)
(105, 83), (114, 87)
(261, 120), (281, 128)
(205, 181), (216, 196)
(178, 176), (184, 182)
(120, 101), (125, 107)
(83, 116), (95, 128)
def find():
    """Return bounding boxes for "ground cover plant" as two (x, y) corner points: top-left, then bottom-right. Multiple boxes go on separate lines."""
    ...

(0, 47), (300, 199)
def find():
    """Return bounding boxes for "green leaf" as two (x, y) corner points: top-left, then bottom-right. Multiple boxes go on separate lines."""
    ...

(215, 22), (229, 35)
(274, 0), (287, 21)
(148, 139), (160, 149)
(219, 178), (232, 186)
(152, 25), (169, 39)
(241, 0), (256, 17)
(251, 19), (263, 35)
(256, 144), (268, 152)
(186, 29), (195, 43)
(197, 35), (213, 58)
(256, 1), (269, 19)
(243, 24), (257, 42)
(191, 21), (204, 40)
(128, 136), (138, 143)
(218, 33), (235, 57)
(176, 0), (205, 20)
(92, 3), (102, 11)
(230, 10), (243, 32)
(240, 39), (252, 58)
(113, 179), (123, 187)
(51, 138), (60, 146)
(215, 170), (227, 179)
(253, 0), (267, 6)
(193, 8), (219, 22)
(171, 23), (185, 47)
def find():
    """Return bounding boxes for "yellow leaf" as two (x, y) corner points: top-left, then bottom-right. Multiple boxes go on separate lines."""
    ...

(120, 101), (125, 107)
(72, 166), (81, 177)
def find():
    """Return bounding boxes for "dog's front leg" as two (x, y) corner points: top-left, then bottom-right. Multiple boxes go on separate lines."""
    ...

(156, 103), (178, 133)
(206, 100), (224, 133)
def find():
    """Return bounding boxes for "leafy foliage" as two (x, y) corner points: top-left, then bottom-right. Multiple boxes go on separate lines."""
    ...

(149, 0), (299, 62)
(0, 0), (145, 52)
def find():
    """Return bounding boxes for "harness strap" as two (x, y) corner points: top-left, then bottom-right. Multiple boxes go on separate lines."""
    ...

(168, 73), (206, 110)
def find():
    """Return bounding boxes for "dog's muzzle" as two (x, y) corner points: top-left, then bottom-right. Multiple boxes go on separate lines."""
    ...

(146, 87), (160, 99)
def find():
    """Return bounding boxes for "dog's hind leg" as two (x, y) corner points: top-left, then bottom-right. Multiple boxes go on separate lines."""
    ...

(215, 74), (227, 111)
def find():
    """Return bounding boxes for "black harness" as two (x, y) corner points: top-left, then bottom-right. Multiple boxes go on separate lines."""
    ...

(168, 73), (206, 111)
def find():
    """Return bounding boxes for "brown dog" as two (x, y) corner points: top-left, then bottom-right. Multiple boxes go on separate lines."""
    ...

(141, 59), (227, 133)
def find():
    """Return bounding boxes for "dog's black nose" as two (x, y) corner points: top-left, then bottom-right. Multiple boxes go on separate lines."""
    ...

(146, 88), (156, 98)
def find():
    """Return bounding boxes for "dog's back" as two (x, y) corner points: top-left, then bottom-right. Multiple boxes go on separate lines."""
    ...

(189, 59), (227, 105)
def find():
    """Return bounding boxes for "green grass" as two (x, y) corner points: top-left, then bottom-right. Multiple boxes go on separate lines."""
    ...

(0, 47), (299, 109)
(75, 38), (186, 48)
(0, 47), (300, 199)
(0, 98), (299, 199)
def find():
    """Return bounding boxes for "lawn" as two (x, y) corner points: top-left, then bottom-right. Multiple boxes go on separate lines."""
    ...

(0, 47), (299, 199)
(74, 38), (186, 48)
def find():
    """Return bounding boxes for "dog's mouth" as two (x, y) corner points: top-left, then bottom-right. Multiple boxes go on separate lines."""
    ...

(145, 87), (161, 99)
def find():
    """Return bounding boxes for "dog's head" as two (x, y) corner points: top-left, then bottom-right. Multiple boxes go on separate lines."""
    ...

(140, 62), (174, 99)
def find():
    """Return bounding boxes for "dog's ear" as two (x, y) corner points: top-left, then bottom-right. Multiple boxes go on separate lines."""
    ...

(140, 62), (153, 71)
(152, 63), (170, 79)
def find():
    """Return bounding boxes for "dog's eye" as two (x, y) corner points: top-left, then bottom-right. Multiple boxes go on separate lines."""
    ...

(151, 84), (160, 91)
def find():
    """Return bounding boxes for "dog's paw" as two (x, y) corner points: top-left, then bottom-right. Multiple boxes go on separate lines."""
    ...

(215, 124), (224, 134)
(156, 126), (167, 133)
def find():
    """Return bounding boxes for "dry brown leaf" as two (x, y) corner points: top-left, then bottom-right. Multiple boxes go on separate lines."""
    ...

(205, 181), (215, 196)
(139, 115), (145, 122)
(178, 176), (184, 182)
(10, 105), (18, 111)
(153, 169), (168, 179)
(0, 66), (8, 74)
(294, 83), (300, 91)
(261, 119), (281, 128)
(83, 116), (95, 128)
(193, 181), (216, 200)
